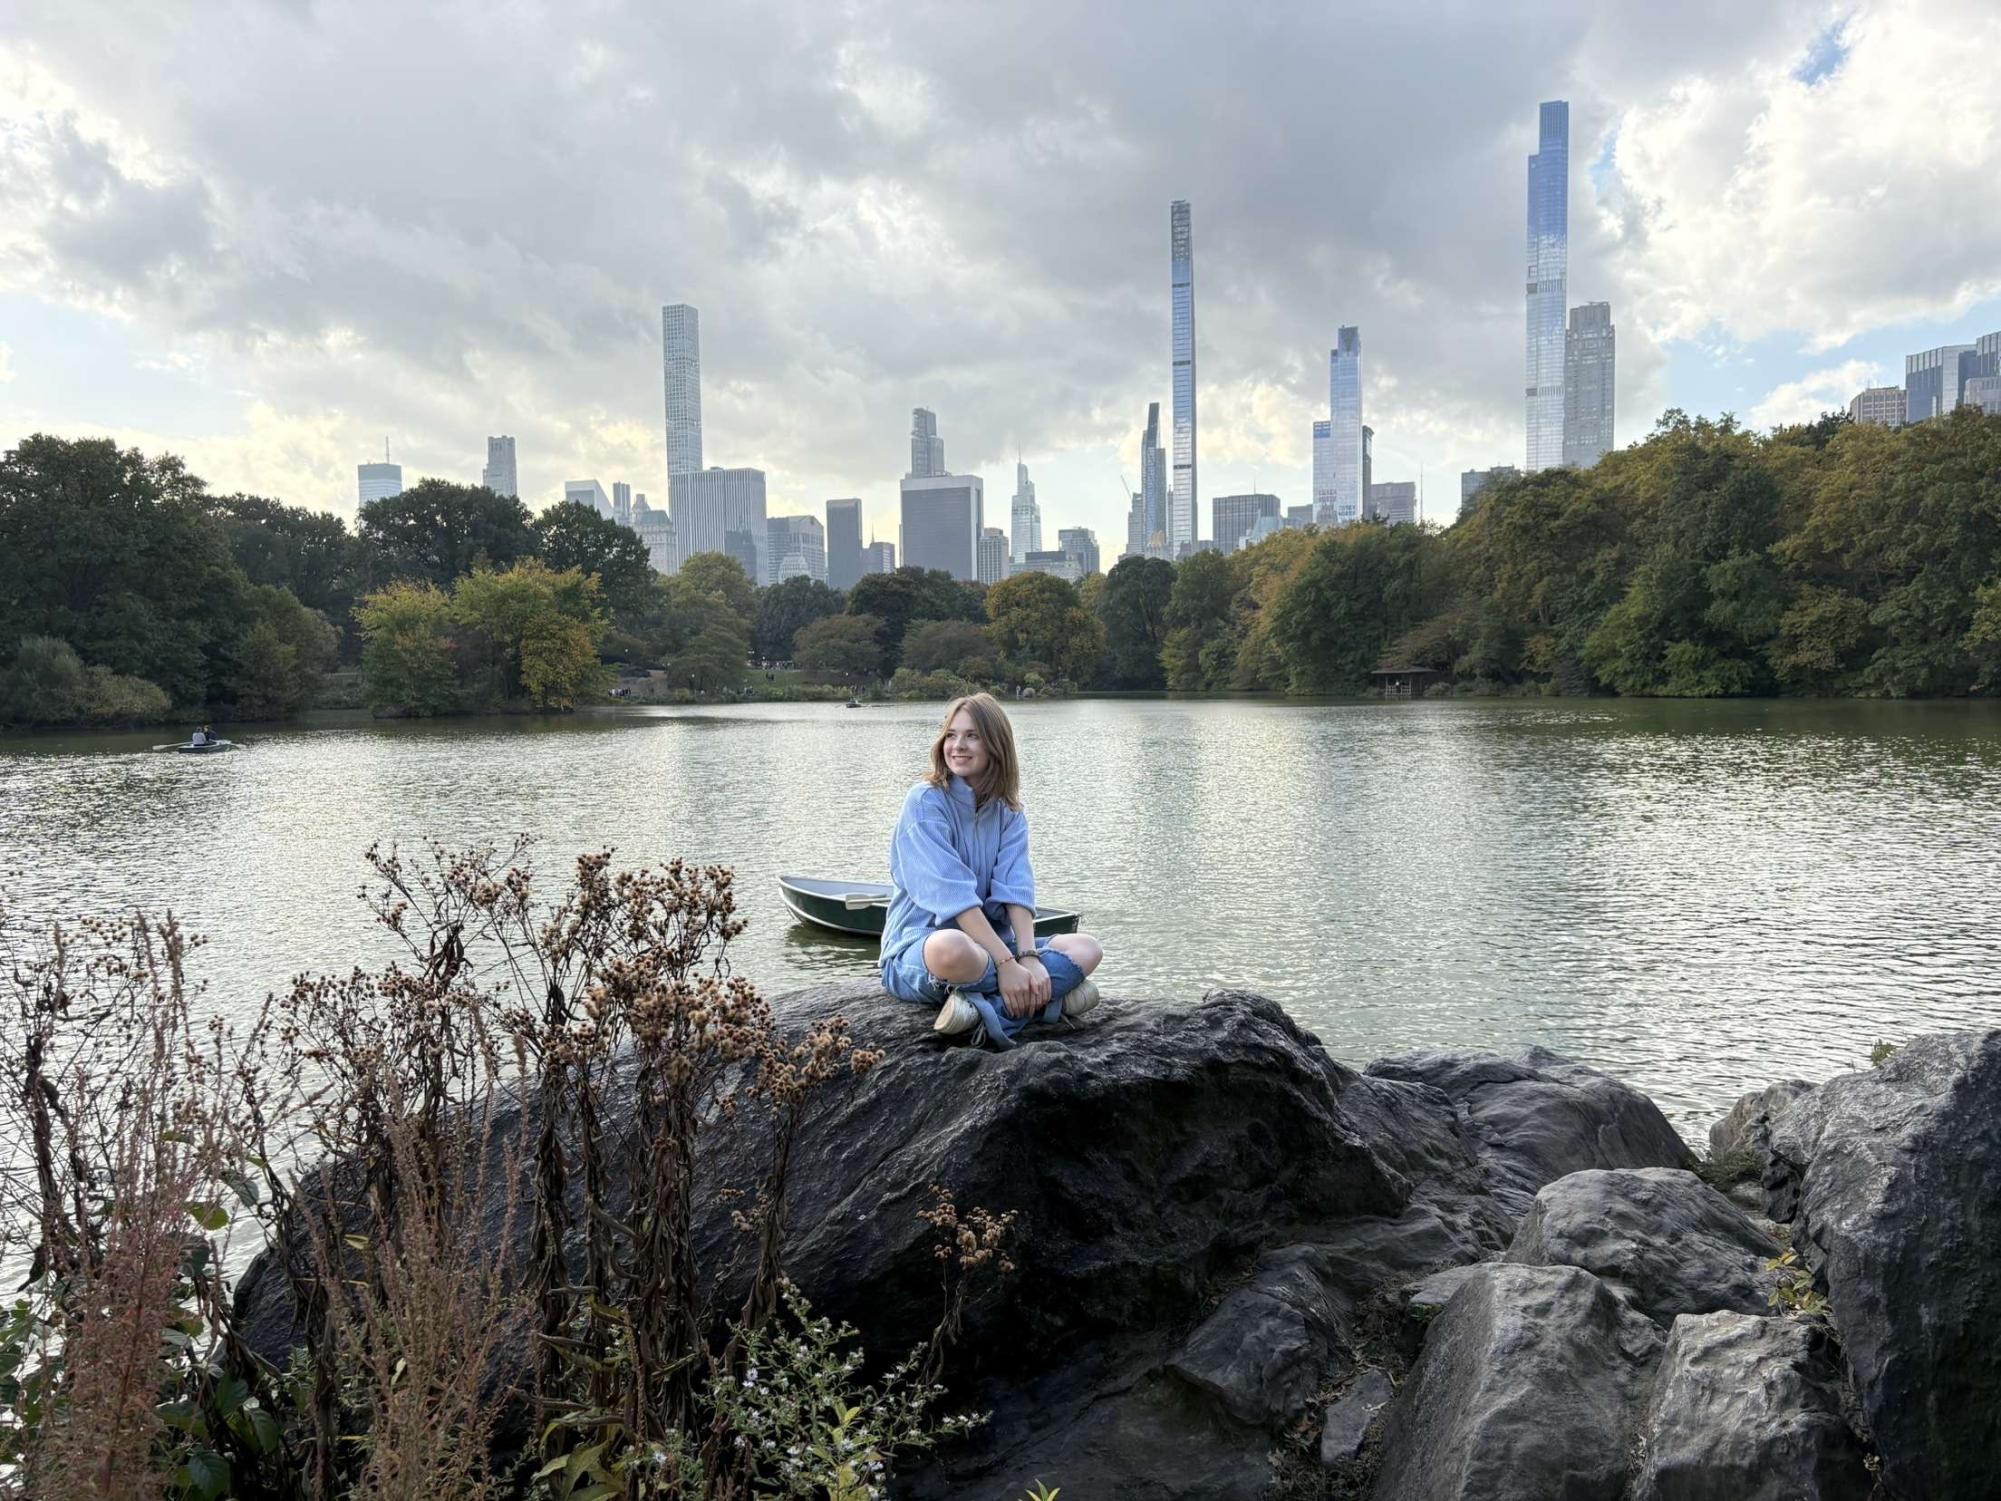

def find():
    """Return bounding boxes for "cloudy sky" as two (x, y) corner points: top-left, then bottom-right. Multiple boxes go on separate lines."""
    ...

(3, 0), (1999, 554)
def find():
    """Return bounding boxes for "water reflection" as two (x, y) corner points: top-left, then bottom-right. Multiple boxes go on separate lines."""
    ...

(4, 698), (2000, 1140)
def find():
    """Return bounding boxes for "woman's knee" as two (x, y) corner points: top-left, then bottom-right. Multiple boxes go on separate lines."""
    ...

(1051, 933), (1103, 974)
(924, 930), (988, 983)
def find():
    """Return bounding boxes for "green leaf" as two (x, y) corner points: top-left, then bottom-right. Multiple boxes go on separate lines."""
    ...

(178, 1448), (229, 1501)
(222, 1169), (263, 1208)
(569, 1486), (620, 1501)
(185, 1200), (230, 1232)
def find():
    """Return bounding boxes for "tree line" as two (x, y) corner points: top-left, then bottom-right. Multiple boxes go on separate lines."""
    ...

(6, 406), (2000, 726)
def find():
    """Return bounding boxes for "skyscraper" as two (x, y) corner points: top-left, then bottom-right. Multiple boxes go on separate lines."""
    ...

(978, 527), (1010, 585)
(1140, 402), (1168, 553)
(1213, 494), (1280, 553)
(1124, 491), (1145, 559)
(1169, 200), (1197, 548)
(632, 496), (677, 575)
(1010, 462), (1042, 564)
(357, 461), (402, 507)
(612, 481), (633, 527)
(1906, 343), (1978, 421)
(862, 541), (897, 575)
(670, 467), (768, 578)
(1311, 419), (1334, 524)
(1330, 327), (1364, 524)
(1563, 302), (1615, 468)
(1368, 481), (1417, 526)
(899, 474), (983, 580)
(825, 499), (864, 590)
(766, 515), (827, 584)
(662, 305), (703, 482)
(565, 479), (612, 517)
(909, 409), (945, 478)
(1057, 526), (1100, 578)
(482, 436), (517, 498)
(1526, 101), (1570, 472)
(1460, 465), (1522, 519)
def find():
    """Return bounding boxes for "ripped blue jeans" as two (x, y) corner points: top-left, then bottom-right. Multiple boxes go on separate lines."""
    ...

(881, 919), (1087, 1047)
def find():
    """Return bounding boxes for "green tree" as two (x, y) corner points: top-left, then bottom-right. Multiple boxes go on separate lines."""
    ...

(359, 480), (536, 589)
(900, 619), (997, 679)
(678, 553), (759, 632)
(206, 492), (362, 624)
(755, 575), (845, 661)
(795, 614), (886, 682)
(532, 503), (655, 618)
(1267, 525), (1443, 694)
(0, 434), (250, 705)
(452, 560), (609, 708)
(1161, 550), (1236, 690)
(218, 585), (339, 719)
(1095, 556), (1175, 689)
(846, 567), (984, 670)
(985, 573), (1104, 685)
(0, 637), (175, 727)
(357, 580), (460, 716)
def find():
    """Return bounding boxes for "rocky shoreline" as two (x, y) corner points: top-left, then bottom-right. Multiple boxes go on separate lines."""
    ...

(235, 983), (2000, 1499)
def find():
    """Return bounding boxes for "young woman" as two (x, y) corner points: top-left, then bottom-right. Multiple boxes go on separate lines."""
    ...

(879, 693), (1105, 1047)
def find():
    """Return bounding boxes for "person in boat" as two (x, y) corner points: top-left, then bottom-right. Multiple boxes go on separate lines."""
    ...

(189, 726), (208, 747)
(879, 691), (1104, 1047)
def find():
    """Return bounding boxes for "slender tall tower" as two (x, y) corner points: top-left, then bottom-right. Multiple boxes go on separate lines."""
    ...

(909, 408), (945, 477)
(1563, 302), (1616, 468)
(662, 304), (703, 481)
(1169, 200), (1197, 549)
(1525, 102), (1569, 472)
(1140, 402), (1167, 552)
(1330, 327), (1363, 524)
(1010, 462), (1042, 564)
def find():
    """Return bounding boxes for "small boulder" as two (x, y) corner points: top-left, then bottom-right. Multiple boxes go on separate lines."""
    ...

(1505, 1168), (1780, 1324)
(1709, 1079), (1813, 1165)
(1371, 1264), (1664, 1501)
(1167, 1247), (1353, 1427)
(1319, 1367), (1395, 1468)
(1766, 1029), (2001, 1501)
(1632, 1312), (1871, 1501)
(1366, 1046), (1693, 1221)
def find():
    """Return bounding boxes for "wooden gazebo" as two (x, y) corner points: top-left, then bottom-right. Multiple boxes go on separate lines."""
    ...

(1369, 665), (1445, 700)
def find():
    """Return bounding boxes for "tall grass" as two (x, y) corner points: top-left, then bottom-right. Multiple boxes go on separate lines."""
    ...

(0, 841), (1009, 1501)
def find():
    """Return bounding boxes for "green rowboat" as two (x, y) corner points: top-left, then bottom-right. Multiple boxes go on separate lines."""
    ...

(777, 874), (1081, 939)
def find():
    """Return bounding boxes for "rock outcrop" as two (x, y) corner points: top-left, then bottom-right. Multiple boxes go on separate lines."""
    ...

(1630, 1312), (1870, 1501)
(1504, 1167), (1780, 1324)
(230, 979), (1998, 1501)
(1766, 1031), (2001, 1501)
(1369, 1263), (1664, 1501)
(1365, 1046), (1694, 1219)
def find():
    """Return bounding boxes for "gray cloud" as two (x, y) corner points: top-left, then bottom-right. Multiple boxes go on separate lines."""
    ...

(2, 0), (1985, 532)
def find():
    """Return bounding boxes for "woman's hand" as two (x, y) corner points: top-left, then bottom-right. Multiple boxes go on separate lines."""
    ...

(998, 956), (1040, 1017)
(1017, 953), (1052, 1009)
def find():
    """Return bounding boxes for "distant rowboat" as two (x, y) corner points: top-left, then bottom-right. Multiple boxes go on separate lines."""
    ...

(777, 874), (1081, 939)
(153, 739), (238, 754)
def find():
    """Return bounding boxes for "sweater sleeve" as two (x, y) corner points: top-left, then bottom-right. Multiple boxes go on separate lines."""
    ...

(893, 790), (983, 922)
(989, 806), (1035, 910)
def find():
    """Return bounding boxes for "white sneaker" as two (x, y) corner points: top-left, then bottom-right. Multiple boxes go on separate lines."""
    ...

(933, 991), (980, 1035)
(1063, 978), (1101, 1019)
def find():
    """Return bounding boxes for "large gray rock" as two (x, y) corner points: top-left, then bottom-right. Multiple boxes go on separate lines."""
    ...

(1631, 1311), (1870, 1501)
(1319, 1367), (1395, 1468)
(1505, 1168), (1780, 1324)
(1371, 1263), (1664, 1501)
(236, 984), (1487, 1501)
(1709, 1078), (1813, 1165)
(1366, 1046), (1694, 1220)
(1766, 1030), (2001, 1501)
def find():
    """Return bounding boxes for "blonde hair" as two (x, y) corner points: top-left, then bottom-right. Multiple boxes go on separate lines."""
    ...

(926, 692), (1021, 809)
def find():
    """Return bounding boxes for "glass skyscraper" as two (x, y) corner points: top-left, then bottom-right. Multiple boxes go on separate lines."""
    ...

(1526, 101), (1569, 473)
(1330, 326), (1363, 524)
(825, 498), (863, 590)
(1169, 200), (1197, 548)
(1010, 461), (1042, 564)
(1563, 302), (1615, 468)
(899, 474), (983, 580)
(662, 304), (703, 481)
(909, 408), (945, 477)
(1311, 419), (1333, 525)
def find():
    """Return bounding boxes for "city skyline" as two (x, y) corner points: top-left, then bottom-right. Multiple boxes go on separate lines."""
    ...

(5, 2), (2000, 556)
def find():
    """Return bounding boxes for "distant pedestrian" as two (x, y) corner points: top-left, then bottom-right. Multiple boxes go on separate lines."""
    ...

(878, 692), (1104, 1046)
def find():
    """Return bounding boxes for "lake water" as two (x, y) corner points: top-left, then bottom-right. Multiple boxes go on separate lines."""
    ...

(4, 697), (1999, 1140)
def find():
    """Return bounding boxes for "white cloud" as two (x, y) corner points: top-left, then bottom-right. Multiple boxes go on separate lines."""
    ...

(1604, 0), (2001, 352)
(1748, 359), (1881, 429)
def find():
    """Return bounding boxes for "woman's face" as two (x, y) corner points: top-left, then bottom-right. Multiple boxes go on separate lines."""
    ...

(942, 709), (989, 781)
